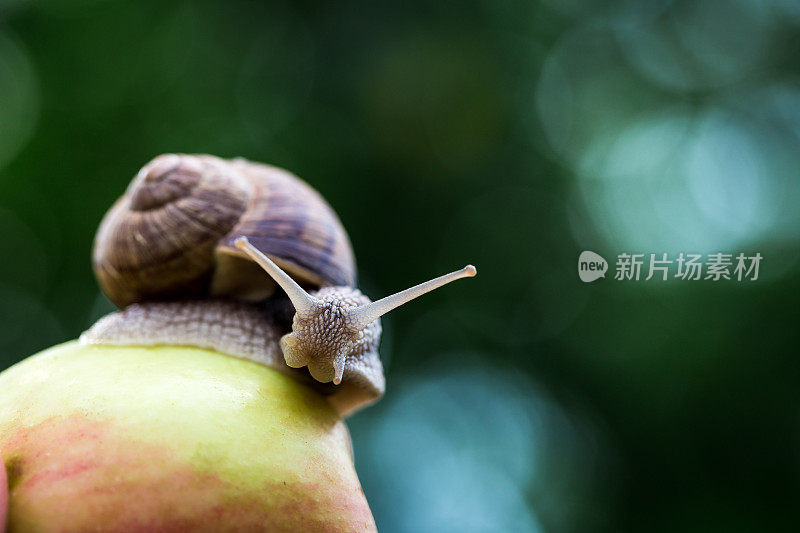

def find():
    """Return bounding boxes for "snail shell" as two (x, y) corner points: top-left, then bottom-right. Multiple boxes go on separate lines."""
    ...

(93, 154), (355, 308)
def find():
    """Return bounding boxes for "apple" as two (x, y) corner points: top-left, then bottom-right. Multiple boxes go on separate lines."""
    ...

(0, 342), (376, 532)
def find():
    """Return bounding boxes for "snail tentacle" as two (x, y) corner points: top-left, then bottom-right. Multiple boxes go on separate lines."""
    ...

(234, 237), (316, 316)
(349, 265), (477, 328)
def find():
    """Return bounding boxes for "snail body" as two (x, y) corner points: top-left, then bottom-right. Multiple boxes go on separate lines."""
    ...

(85, 154), (475, 415)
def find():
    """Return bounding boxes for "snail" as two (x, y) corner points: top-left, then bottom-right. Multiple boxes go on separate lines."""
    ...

(82, 154), (476, 415)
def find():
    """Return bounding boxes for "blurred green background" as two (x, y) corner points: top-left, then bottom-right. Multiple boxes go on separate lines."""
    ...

(1, 0), (799, 531)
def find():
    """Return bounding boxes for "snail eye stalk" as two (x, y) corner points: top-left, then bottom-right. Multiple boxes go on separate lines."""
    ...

(349, 265), (477, 328)
(234, 237), (316, 315)
(237, 235), (477, 328)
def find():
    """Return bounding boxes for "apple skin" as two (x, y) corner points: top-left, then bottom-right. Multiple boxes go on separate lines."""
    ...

(0, 342), (377, 532)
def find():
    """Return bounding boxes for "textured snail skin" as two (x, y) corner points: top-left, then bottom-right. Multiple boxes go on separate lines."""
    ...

(80, 300), (385, 416)
(283, 286), (382, 386)
(0, 342), (377, 532)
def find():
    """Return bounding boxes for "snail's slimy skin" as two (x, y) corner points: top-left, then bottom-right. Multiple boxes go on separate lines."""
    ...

(80, 300), (385, 416)
(0, 342), (376, 532)
(284, 286), (383, 387)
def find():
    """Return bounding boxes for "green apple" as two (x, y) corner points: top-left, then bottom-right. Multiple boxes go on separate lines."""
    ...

(0, 342), (376, 532)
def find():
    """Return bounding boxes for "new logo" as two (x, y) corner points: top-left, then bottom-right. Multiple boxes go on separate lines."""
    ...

(578, 251), (608, 283)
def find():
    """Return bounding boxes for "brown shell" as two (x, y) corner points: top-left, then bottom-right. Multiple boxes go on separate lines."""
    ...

(94, 154), (356, 308)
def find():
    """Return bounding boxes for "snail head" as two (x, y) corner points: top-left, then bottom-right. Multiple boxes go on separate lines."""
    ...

(234, 237), (476, 385)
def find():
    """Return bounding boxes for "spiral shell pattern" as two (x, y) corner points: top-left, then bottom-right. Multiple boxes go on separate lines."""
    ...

(93, 154), (356, 307)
